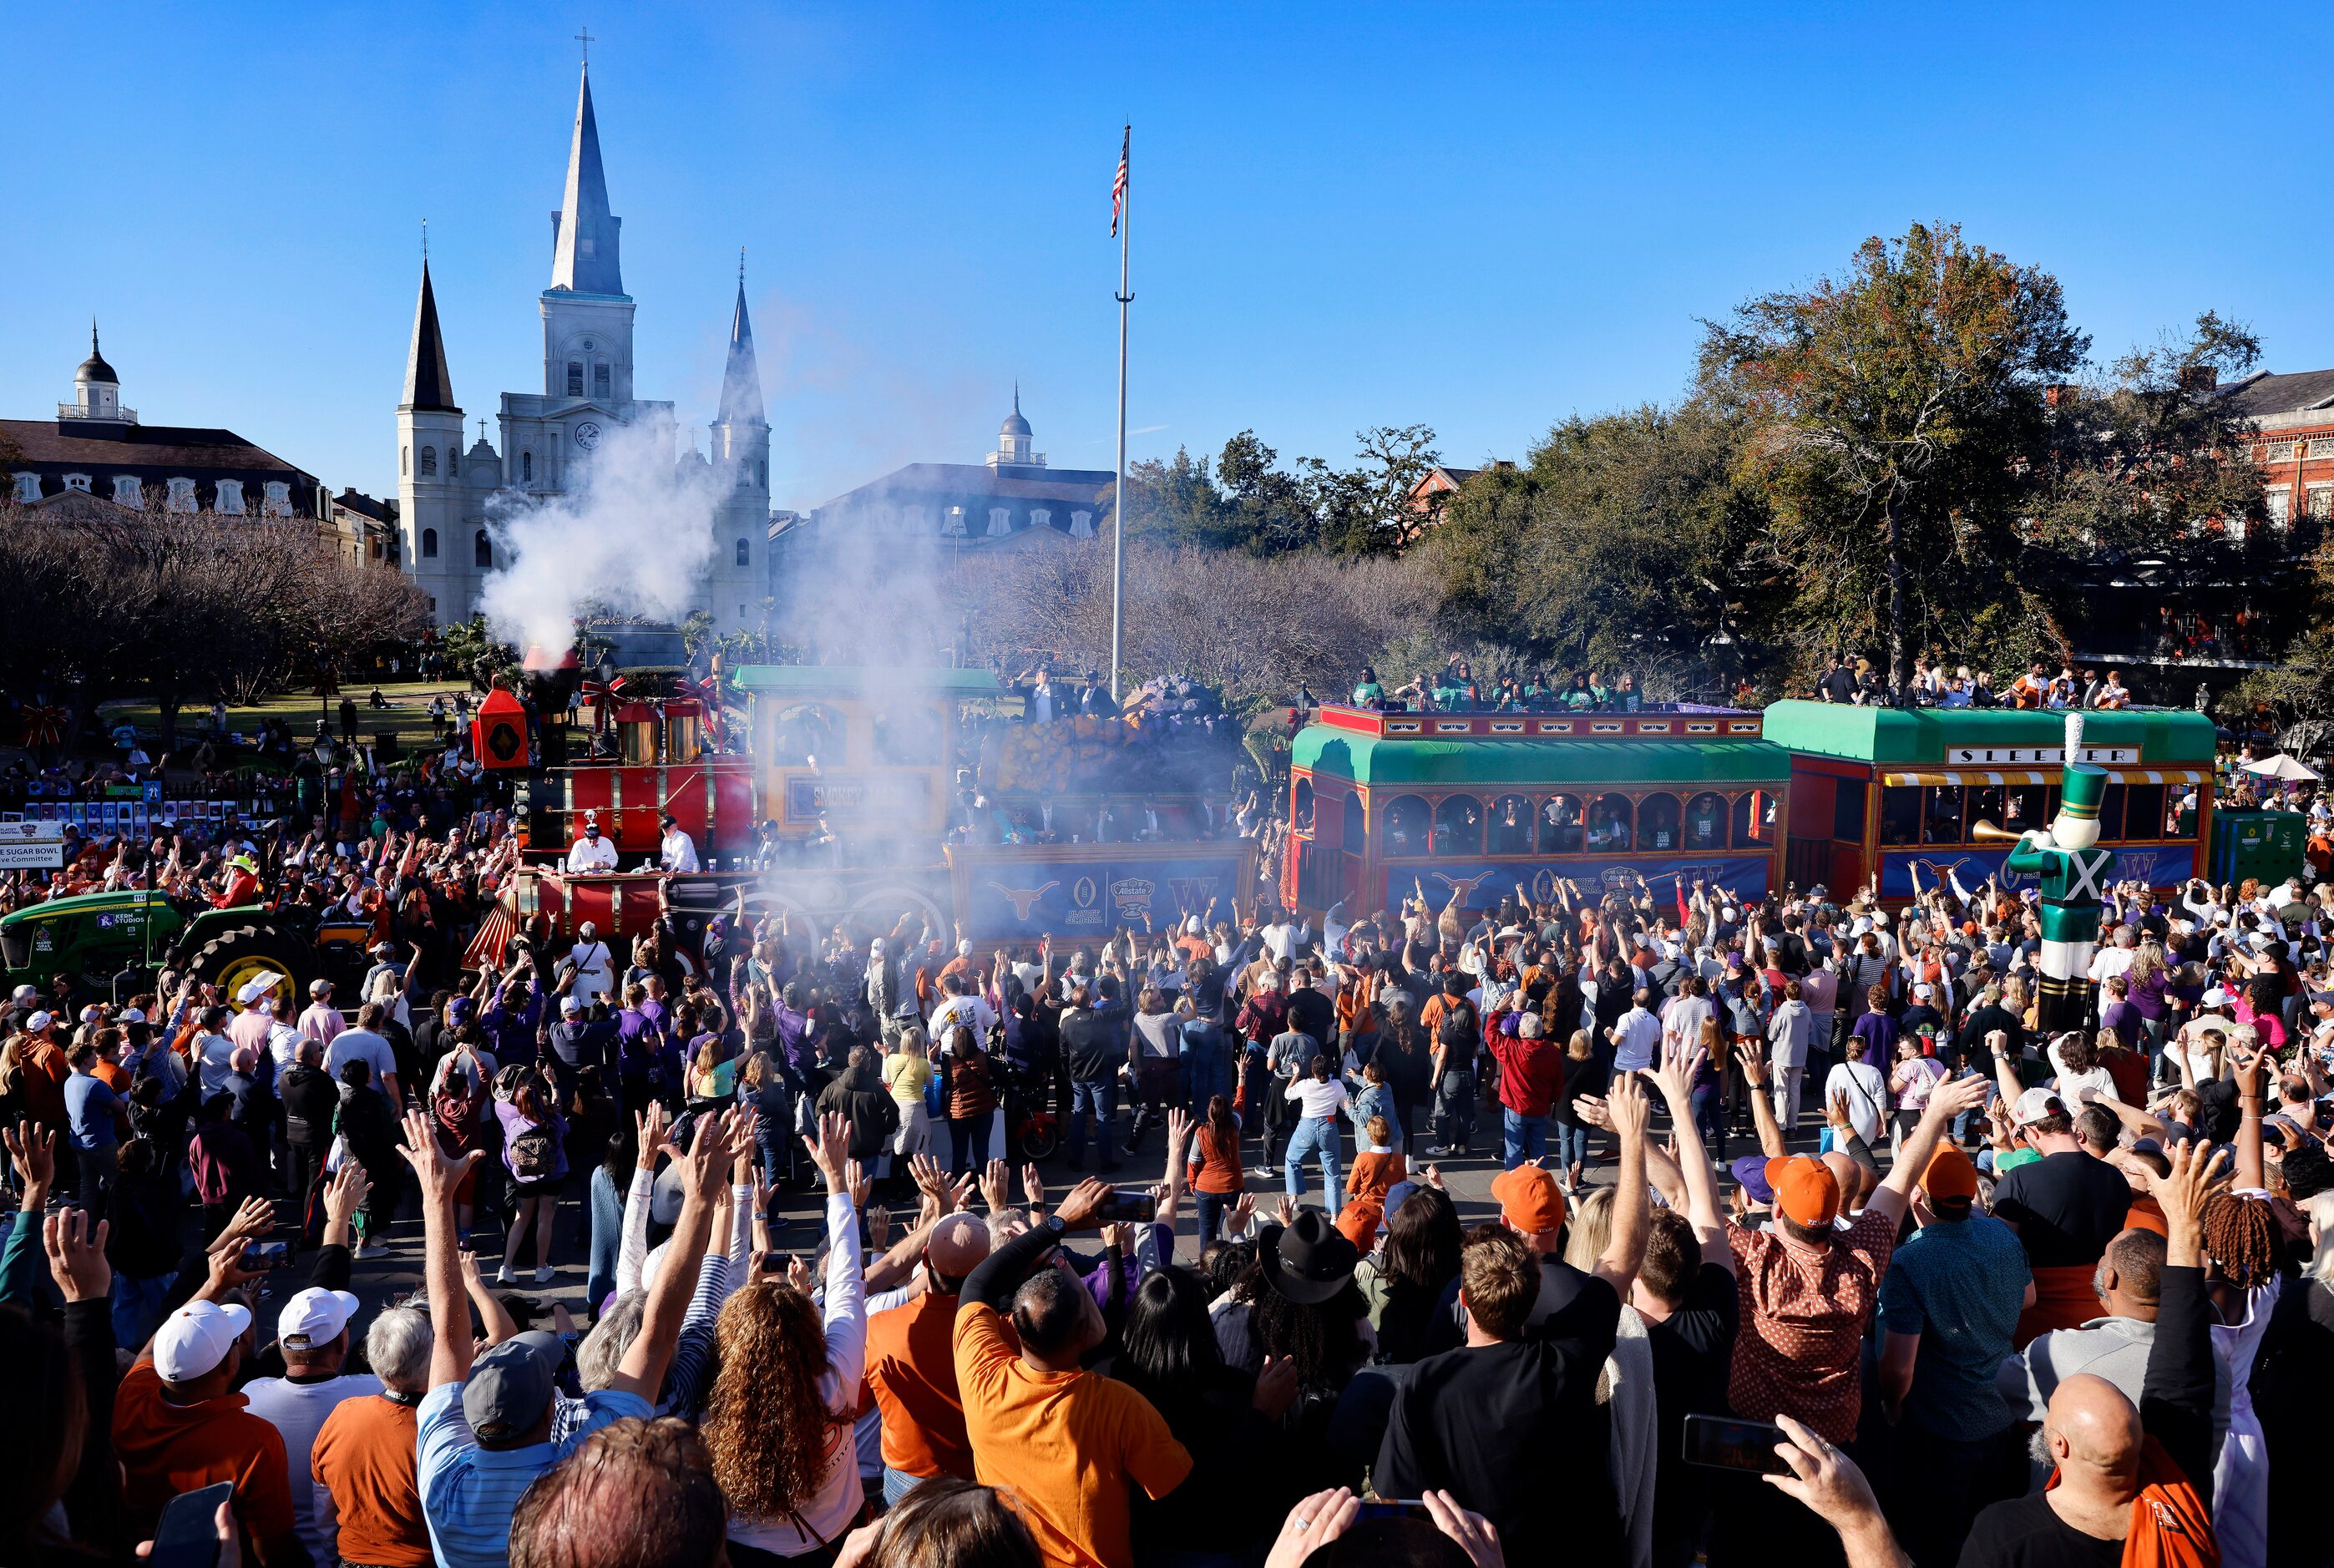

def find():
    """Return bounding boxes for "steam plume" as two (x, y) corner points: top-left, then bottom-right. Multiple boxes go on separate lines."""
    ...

(478, 410), (724, 653)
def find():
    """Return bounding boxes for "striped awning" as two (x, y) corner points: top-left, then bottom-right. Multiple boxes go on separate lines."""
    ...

(1882, 770), (2049, 787)
(1880, 767), (2209, 788)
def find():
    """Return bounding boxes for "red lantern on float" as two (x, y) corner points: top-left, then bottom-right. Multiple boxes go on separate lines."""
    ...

(473, 685), (532, 771)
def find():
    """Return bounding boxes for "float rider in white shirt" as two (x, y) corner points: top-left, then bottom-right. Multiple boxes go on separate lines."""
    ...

(565, 814), (619, 873)
(657, 812), (701, 875)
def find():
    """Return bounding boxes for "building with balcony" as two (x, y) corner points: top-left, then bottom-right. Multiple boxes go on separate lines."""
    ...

(3, 324), (327, 522)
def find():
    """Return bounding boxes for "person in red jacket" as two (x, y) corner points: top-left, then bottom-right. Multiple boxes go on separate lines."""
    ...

(212, 853), (263, 910)
(1484, 995), (1564, 1171)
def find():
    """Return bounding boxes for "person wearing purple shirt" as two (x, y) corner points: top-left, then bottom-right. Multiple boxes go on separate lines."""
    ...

(1849, 988), (1900, 1070)
(478, 974), (545, 1061)
(772, 985), (815, 1083)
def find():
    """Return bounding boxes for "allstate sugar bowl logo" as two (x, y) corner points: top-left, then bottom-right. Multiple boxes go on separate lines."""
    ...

(1111, 877), (1157, 923)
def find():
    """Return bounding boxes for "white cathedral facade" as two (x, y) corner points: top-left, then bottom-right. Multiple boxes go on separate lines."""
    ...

(395, 62), (767, 630)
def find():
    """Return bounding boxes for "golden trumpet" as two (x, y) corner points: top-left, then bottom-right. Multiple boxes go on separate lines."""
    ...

(1968, 821), (2026, 843)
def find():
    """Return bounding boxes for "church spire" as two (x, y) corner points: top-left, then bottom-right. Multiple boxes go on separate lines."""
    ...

(401, 259), (459, 413)
(717, 263), (764, 426)
(549, 61), (624, 295)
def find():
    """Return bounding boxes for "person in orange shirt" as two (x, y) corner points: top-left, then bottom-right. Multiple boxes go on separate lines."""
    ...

(1338, 1115), (1406, 1248)
(113, 1294), (306, 1567)
(954, 1178), (1191, 1568)
(867, 1211), (1000, 1503)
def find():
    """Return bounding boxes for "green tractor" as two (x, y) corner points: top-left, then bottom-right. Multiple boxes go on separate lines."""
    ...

(0, 890), (377, 1011)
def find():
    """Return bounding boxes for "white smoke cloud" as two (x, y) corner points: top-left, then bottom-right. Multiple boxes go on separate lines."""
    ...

(477, 409), (725, 655)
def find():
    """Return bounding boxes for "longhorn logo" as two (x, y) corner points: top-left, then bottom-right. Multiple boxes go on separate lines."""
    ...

(1427, 870), (1498, 905)
(985, 880), (1060, 920)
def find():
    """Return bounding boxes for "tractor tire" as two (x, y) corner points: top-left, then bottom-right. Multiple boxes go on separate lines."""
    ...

(187, 926), (314, 1016)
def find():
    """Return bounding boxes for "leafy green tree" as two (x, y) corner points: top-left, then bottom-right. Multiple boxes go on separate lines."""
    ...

(1302, 423), (1441, 557)
(1699, 220), (2088, 687)
(1424, 400), (1769, 695)
(2025, 311), (2271, 646)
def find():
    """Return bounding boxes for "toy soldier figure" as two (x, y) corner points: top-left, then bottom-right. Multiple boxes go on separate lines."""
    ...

(2003, 714), (2115, 1036)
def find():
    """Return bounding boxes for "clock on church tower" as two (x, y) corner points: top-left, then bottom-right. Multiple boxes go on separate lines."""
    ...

(572, 419), (603, 451)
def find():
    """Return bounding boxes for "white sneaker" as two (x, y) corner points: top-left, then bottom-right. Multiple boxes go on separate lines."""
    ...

(1255, 1164), (1276, 1178)
(494, 1266), (515, 1286)
(534, 1265), (555, 1285)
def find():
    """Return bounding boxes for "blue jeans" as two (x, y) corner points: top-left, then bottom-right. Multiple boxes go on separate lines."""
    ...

(1069, 1078), (1121, 1171)
(1186, 1051), (1234, 1115)
(883, 1466), (929, 1507)
(1502, 1110), (1547, 1171)
(111, 1272), (175, 1349)
(1195, 1190), (1233, 1246)
(1553, 1120), (1591, 1172)
(1284, 1117), (1341, 1216)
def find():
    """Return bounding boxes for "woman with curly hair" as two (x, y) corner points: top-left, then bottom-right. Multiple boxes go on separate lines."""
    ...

(699, 1113), (863, 1564)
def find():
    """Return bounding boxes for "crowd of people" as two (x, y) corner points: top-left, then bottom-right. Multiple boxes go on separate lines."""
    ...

(3, 665), (2333, 1568)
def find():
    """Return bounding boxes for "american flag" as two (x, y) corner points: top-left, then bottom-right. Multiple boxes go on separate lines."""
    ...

(1111, 126), (1129, 237)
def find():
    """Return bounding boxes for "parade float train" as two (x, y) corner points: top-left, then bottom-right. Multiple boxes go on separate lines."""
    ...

(484, 665), (1258, 968)
(1278, 699), (2300, 921)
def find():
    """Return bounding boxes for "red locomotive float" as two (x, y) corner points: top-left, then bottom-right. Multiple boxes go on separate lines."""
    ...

(472, 665), (1259, 974)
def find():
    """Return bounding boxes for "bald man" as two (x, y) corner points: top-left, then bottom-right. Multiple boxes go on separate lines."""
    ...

(1960, 1146), (2224, 1567)
(864, 1208), (997, 1504)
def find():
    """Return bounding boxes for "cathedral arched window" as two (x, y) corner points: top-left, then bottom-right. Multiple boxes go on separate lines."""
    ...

(593, 363), (610, 399)
(757, 461), (767, 488)
(735, 538), (751, 567)
(422, 528), (438, 559)
(566, 362), (585, 397)
(447, 449), (458, 478)
(475, 530), (493, 569)
(419, 446), (437, 477)
(521, 451), (533, 483)
(401, 446), (409, 476)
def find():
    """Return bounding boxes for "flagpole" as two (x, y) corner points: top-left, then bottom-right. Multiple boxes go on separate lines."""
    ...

(1111, 125), (1132, 703)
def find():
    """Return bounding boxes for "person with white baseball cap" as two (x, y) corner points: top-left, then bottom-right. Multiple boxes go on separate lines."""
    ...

(114, 1293), (306, 1565)
(242, 1272), (383, 1565)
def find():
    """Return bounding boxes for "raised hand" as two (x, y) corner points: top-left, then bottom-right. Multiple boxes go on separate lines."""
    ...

(399, 1107), (480, 1202)
(3, 1123), (55, 1201)
(43, 1207), (111, 1302)
(1020, 1161), (1045, 1211)
(323, 1161), (372, 1231)
(1733, 1043), (1769, 1089)
(847, 1159), (873, 1211)
(800, 1109), (851, 1193)
(635, 1103), (672, 1177)
(1606, 1070), (1652, 1141)
(980, 1157), (1012, 1215)
(866, 1204), (892, 1251)
(1650, 1039), (1706, 1108)
(786, 1254), (815, 1293)
(1051, 1176), (1115, 1231)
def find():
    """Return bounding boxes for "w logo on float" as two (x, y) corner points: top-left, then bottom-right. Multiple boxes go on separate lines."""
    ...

(1167, 877), (1218, 919)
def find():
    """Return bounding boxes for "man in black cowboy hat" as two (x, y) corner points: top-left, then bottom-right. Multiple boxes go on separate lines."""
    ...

(1377, 1075), (1655, 1564)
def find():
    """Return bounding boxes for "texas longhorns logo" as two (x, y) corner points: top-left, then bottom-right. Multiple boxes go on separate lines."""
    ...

(985, 880), (1060, 920)
(1427, 870), (1497, 904)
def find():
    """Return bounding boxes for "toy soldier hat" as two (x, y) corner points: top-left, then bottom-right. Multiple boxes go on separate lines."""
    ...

(2056, 712), (2108, 823)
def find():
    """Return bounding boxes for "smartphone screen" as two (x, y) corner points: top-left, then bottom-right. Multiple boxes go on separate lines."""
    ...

(240, 1241), (291, 1272)
(1352, 1500), (1435, 1524)
(150, 1480), (235, 1568)
(1100, 1187), (1158, 1223)
(1681, 1413), (1795, 1475)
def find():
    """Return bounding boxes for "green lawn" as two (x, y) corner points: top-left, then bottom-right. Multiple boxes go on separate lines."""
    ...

(95, 680), (478, 746)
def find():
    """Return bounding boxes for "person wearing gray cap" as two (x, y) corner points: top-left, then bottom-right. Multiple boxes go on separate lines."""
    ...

(408, 1101), (746, 1568)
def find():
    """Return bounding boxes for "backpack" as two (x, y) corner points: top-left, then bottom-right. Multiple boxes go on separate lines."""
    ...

(1436, 1000), (1476, 1054)
(508, 1121), (559, 1181)
(433, 1079), (478, 1142)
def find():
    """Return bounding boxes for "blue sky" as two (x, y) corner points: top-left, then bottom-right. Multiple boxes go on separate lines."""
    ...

(9, 3), (2333, 512)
